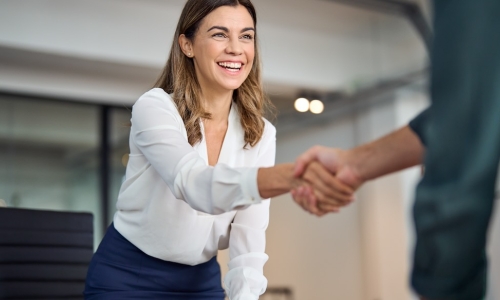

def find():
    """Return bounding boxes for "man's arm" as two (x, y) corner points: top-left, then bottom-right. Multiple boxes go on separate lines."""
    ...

(292, 125), (425, 215)
(257, 162), (354, 210)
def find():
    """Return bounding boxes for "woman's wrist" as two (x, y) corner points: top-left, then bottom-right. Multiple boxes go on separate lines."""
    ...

(257, 163), (299, 198)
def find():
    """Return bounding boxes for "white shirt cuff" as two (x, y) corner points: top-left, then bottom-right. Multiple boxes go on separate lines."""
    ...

(224, 266), (268, 300)
(224, 253), (269, 300)
(237, 167), (263, 207)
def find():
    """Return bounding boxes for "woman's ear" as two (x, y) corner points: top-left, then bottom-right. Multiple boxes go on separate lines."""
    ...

(179, 34), (194, 58)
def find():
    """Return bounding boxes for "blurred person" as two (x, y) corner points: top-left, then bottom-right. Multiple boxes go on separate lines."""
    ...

(292, 0), (500, 299)
(83, 1), (353, 300)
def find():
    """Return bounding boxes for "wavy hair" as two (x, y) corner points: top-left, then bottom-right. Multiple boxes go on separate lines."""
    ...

(154, 0), (273, 148)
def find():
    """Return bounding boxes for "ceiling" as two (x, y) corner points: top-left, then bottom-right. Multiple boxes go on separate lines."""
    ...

(0, 0), (429, 136)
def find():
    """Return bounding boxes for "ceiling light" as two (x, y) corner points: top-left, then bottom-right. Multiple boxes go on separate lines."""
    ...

(309, 100), (324, 114)
(294, 98), (309, 112)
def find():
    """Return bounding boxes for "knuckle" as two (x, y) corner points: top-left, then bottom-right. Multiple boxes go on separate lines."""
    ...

(312, 145), (322, 153)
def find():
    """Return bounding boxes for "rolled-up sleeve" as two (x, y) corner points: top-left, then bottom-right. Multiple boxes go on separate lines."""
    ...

(408, 107), (431, 146)
(131, 89), (263, 215)
(224, 123), (276, 300)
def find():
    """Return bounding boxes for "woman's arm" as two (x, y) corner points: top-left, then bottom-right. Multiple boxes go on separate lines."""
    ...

(132, 89), (265, 214)
(132, 89), (353, 215)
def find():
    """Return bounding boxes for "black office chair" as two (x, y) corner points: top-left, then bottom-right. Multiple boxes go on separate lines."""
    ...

(0, 207), (93, 300)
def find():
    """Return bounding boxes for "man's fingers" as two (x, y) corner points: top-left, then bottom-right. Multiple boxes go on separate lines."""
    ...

(311, 162), (354, 195)
(302, 162), (354, 206)
(293, 146), (322, 177)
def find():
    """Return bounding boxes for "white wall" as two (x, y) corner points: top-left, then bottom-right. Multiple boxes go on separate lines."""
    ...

(267, 114), (363, 300)
(354, 98), (413, 300)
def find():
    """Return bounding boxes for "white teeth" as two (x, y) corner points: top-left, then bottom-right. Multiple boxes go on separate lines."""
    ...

(218, 62), (242, 69)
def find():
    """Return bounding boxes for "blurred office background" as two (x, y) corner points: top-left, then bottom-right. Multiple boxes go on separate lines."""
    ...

(0, 0), (499, 299)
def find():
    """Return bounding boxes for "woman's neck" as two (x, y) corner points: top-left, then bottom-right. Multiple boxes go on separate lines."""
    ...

(201, 89), (233, 124)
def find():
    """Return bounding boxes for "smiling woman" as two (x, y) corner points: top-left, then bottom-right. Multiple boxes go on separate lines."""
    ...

(156, 0), (266, 150)
(83, 1), (354, 300)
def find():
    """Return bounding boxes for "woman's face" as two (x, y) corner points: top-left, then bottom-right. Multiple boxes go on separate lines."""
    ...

(182, 5), (256, 94)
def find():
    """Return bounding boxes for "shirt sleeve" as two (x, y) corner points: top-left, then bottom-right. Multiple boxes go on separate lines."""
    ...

(130, 89), (263, 215)
(408, 106), (431, 146)
(223, 122), (276, 300)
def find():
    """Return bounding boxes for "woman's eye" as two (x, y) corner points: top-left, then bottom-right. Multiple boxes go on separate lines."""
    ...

(213, 33), (227, 38)
(241, 34), (254, 40)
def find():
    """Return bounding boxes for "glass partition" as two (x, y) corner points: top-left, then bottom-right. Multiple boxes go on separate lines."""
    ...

(0, 94), (122, 247)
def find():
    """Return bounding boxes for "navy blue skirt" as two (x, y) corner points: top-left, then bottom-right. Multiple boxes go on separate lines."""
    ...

(84, 223), (226, 300)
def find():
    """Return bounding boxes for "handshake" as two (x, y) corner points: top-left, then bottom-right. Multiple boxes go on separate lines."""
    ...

(258, 145), (365, 216)
(290, 146), (364, 216)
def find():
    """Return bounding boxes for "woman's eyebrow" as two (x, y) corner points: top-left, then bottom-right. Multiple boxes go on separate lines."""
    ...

(207, 26), (255, 33)
(240, 27), (255, 33)
(207, 26), (229, 32)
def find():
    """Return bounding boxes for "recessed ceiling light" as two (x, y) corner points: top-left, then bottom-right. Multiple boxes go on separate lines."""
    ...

(294, 98), (309, 112)
(309, 100), (324, 114)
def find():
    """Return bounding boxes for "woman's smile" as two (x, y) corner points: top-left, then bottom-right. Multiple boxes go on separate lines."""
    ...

(217, 61), (244, 75)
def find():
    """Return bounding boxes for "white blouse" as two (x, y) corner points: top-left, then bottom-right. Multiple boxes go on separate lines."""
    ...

(113, 88), (275, 300)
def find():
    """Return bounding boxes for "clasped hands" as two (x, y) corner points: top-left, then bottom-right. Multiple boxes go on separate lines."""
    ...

(291, 146), (363, 216)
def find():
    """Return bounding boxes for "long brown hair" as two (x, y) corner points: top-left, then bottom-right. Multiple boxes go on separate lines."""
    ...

(154, 0), (273, 148)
